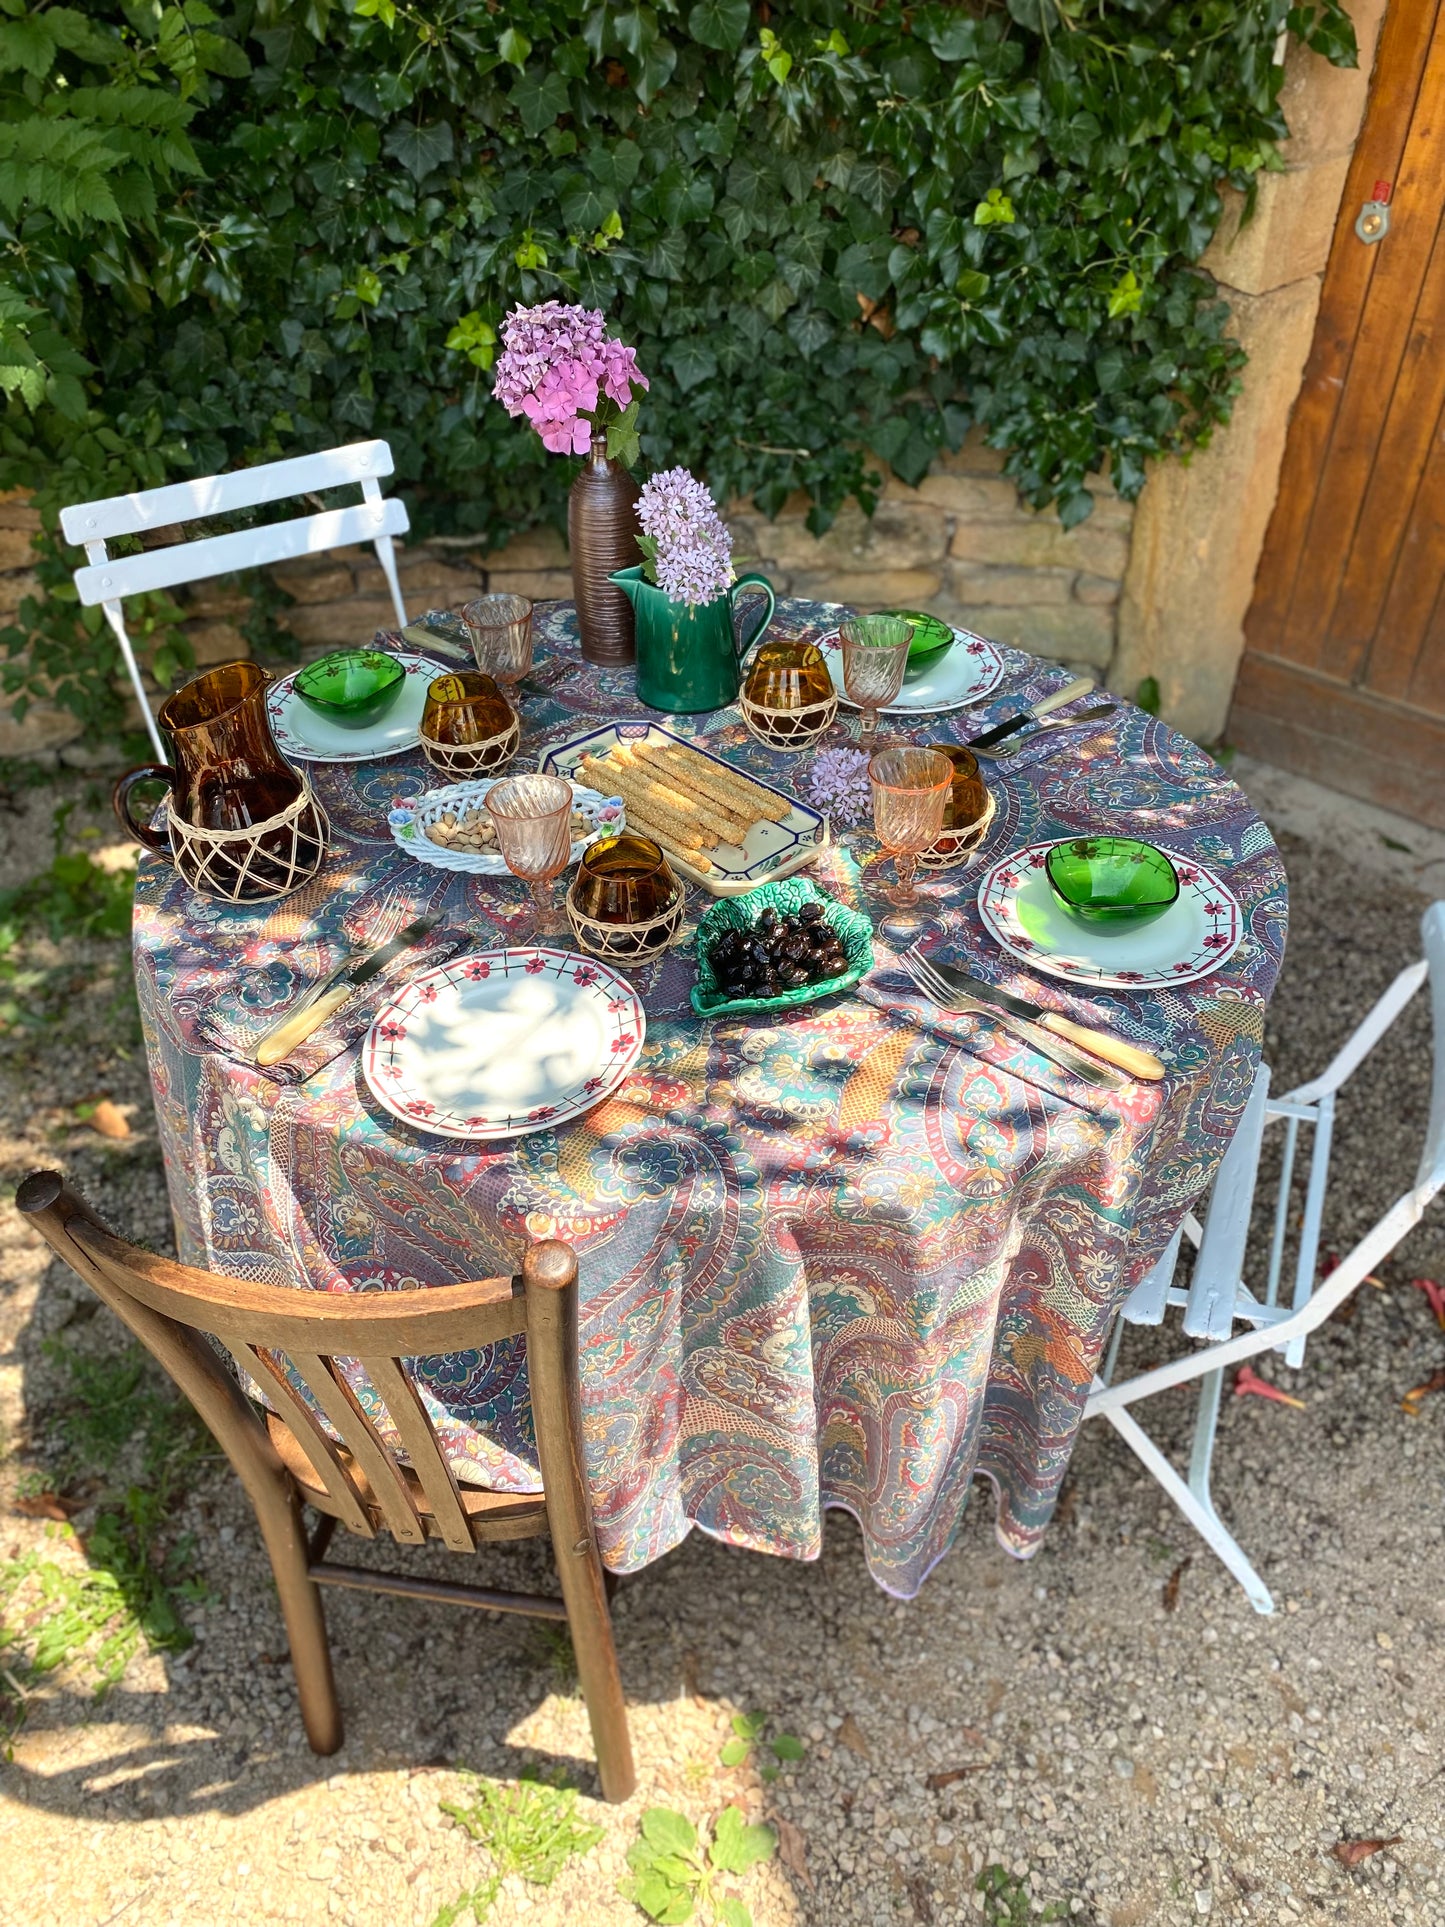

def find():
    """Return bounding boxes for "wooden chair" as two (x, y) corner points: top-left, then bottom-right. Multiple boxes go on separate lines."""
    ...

(59, 439), (412, 761)
(16, 1171), (635, 1801)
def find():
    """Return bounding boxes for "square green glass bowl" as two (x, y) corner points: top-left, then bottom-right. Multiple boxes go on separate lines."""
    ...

(691, 878), (874, 1018)
(293, 650), (406, 730)
(1044, 836), (1180, 927)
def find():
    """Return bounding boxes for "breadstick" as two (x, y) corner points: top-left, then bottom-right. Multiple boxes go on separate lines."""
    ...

(625, 741), (754, 838)
(608, 743), (749, 846)
(593, 748), (746, 849)
(652, 743), (790, 823)
(620, 802), (714, 873)
(578, 754), (713, 850)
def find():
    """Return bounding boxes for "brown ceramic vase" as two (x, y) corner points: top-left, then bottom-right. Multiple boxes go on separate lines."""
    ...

(568, 436), (642, 665)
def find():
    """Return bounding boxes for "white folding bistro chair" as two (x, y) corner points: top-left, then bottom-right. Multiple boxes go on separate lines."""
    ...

(59, 441), (411, 759)
(1085, 901), (1445, 1613)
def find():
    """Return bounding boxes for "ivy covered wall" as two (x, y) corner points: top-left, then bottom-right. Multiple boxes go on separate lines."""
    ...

(0, 0), (1356, 741)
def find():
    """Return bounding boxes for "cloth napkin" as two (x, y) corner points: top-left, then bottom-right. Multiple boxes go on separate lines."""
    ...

(191, 926), (471, 1087)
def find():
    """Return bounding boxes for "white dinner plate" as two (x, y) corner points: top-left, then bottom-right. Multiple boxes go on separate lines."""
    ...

(362, 947), (645, 1141)
(976, 840), (1244, 990)
(267, 652), (436, 763)
(818, 624), (1006, 715)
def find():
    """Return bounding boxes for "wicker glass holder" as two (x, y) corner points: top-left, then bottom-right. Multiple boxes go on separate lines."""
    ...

(419, 711), (521, 778)
(565, 880), (687, 967)
(165, 781), (330, 902)
(739, 688), (838, 751)
(915, 786), (996, 873)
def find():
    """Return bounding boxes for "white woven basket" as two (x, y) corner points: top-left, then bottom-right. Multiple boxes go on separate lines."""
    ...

(388, 778), (624, 876)
(915, 786), (997, 872)
(165, 782), (329, 902)
(565, 880), (687, 967)
(739, 689), (838, 751)
(419, 710), (521, 778)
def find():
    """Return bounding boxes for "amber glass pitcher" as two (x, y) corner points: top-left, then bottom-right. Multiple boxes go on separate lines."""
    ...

(113, 661), (327, 900)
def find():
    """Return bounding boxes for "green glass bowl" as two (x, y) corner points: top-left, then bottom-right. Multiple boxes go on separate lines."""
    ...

(885, 609), (955, 668)
(1045, 837), (1180, 927)
(293, 650), (406, 729)
(691, 878), (874, 1018)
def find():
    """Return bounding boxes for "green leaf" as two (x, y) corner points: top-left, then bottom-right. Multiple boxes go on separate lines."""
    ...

(1136, 676), (1161, 717)
(730, 1712), (767, 1740)
(770, 1734), (805, 1761)
(1107, 270), (1143, 319)
(709, 1808), (776, 1877)
(718, 1737), (750, 1767)
(619, 1871), (694, 1923)
(973, 187), (1016, 228)
(640, 1808), (698, 1859)
(383, 121), (453, 183)
(498, 26), (531, 69)
(688, 0), (749, 52)
(510, 66), (570, 136)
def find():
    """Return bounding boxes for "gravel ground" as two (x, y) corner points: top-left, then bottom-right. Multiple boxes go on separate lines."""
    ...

(1, 763), (1443, 1927)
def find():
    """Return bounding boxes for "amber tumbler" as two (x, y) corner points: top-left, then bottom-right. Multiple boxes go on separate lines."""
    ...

(939, 745), (989, 831)
(421, 671), (516, 747)
(572, 834), (679, 925)
(744, 641), (833, 711)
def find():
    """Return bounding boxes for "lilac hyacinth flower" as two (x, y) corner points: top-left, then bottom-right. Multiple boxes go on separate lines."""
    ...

(636, 466), (734, 606)
(805, 746), (872, 827)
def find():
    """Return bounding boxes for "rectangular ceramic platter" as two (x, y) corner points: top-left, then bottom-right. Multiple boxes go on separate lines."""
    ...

(540, 721), (829, 896)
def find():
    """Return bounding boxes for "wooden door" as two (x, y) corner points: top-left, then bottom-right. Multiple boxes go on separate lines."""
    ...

(1233, 0), (1445, 827)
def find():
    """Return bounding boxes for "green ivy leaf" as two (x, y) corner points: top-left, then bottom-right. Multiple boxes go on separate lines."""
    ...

(973, 187), (1016, 228)
(688, 0), (749, 53)
(383, 120), (453, 183)
(1107, 270), (1143, 319)
(498, 26), (531, 69)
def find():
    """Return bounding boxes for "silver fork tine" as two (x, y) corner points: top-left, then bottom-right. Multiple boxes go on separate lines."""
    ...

(899, 947), (1120, 1090)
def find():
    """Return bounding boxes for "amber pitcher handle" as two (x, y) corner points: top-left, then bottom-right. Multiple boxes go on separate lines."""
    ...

(730, 573), (776, 659)
(113, 764), (175, 855)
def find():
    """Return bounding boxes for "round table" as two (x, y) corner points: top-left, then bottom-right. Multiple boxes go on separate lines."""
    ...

(132, 599), (1287, 1598)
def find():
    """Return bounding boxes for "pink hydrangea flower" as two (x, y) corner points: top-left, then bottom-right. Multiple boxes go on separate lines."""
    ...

(492, 301), (647, 455)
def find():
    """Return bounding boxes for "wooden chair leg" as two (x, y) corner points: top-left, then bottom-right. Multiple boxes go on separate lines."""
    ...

(252, 1482), (343, 1754)
(524, 1243), (637, 1803)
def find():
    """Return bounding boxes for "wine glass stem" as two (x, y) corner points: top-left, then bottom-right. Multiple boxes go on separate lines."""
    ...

(859, 705), (878, 749)
(892, 852), (919, 906)
(530, 876), (564, 935)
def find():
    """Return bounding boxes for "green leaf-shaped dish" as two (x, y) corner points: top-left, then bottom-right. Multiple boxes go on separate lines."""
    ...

(691, 878), (873, 1018)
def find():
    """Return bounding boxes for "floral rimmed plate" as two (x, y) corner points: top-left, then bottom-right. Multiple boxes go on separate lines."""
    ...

(977, 840), (1243, 990)
(817, 624), (1006, 716)
(361, 947), (645, 1142)
(268, 651), (435, 763)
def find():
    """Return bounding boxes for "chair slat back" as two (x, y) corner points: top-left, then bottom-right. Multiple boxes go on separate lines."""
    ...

(58, 440), (398, 544)
(40, 1197), (532, 1550)
(59, 440), (411, 761)
(71, 499), (409, 607)
(1182, 1064), (1271, 1342)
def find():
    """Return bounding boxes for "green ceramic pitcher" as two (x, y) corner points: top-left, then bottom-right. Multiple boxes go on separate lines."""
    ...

(608, 565), (776, 714)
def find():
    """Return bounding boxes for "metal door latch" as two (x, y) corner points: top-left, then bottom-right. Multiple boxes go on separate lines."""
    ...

(1355, 178), (1393, 245)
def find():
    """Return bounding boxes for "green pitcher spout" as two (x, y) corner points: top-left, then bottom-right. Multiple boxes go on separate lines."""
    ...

(607, 564), (776, 714)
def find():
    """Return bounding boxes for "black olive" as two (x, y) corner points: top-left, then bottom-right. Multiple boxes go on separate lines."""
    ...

(758, 908), (779, 932)
(800, 901), (824, 924)
(783, 966), (809, 987)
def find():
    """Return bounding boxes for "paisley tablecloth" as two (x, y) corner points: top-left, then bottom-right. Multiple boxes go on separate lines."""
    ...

(132, 598), (1287, 1597)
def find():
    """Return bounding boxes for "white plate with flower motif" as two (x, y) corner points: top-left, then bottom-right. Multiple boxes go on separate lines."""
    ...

(268, 652), (435, 763)
(818, 624), (1006, 716)
(362, 947), (645, 1141)
(976, 840), (1244, 990)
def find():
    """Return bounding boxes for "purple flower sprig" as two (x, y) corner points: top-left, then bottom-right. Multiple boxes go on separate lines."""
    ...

(635, 466), (734, 607)
(805, 745), (872, 827)
(491, 301), (647, 460)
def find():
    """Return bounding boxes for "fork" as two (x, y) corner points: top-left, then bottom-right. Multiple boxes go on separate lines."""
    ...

(899, 947), (1125, 1090)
